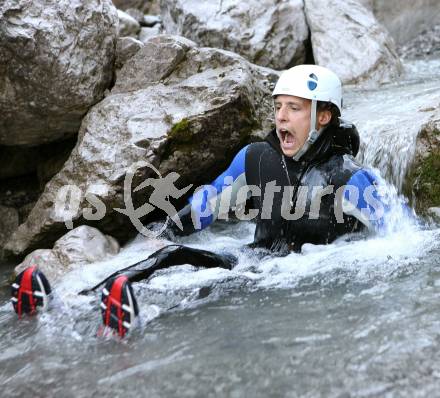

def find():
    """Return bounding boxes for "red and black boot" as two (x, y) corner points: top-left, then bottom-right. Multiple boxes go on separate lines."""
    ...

(100, 276), (139, 338)
(11, 266), (52, 317)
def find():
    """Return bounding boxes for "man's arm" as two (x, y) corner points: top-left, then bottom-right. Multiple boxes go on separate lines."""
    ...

(168, 145), (250, 236)
(341, 169), (410, 233)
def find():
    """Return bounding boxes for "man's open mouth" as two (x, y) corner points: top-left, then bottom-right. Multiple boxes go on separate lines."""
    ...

(279, 128), (295, 148)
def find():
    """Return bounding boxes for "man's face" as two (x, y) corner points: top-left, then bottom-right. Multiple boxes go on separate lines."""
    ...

(274, 95), (311, 157)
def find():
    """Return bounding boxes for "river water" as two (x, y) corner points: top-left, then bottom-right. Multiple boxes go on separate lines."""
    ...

(344, 57), (440, 192)
(1, 59), (440, 397)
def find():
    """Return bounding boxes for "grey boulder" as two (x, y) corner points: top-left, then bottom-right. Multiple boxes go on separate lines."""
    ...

(371, 0), (440, 46)
(5, 35), (277, 256)
(304, 0), (402, 86)
(14, 226), (119, 282)
(160, 0), (308, 69)
(115, 37), (144, 69)
(0, 0), (118, 146)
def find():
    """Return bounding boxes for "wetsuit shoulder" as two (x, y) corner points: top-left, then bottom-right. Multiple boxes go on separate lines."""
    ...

(322, 154), (364, 187)
(245, 141), (274, 161)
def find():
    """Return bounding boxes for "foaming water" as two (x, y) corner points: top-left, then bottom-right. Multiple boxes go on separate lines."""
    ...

(2, 212), (435, 339)
(1, 217), (440, 397)
(344, 58), (440, 191)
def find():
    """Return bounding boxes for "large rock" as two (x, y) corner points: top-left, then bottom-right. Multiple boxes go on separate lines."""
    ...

(304, 0), (402, 86)
(52, 225), (119, 265)
(5, 35), (277, 256)
(115, 37), (144, 69)
(14, 249), (64, 280)
(14, 226), (120, 282)
(0, 0), (118, 146)
(398, 23), (440, 60)
(160, 0), (308, 70)
(404, 116), (440, 213)
(372, 0), (440, 45)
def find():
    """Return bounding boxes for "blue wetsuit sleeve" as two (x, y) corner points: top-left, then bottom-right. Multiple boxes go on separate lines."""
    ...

(188, 145), (249, 230)
(342, 169), (390, 231)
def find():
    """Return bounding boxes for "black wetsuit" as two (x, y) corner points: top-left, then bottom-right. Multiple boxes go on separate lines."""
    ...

(174, 120), (382, 253)
(89, 121), (387, 290)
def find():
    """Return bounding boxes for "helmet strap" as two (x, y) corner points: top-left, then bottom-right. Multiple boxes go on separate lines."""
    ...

(292, 100), (321, 161)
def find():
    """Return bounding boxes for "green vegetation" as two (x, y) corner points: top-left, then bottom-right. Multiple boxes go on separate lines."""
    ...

(405, 126), (440, 212)
(168, 118), (192, 143)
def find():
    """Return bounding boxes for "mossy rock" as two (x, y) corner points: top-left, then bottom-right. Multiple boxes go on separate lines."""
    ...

(404, 120), (440, 213)
(168, 118), (192, 143)
(162, 97), (261, 163)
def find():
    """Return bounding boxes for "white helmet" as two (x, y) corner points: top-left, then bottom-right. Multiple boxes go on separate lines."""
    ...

(272, 64), (342, 112)
(272, 65), (342, 161)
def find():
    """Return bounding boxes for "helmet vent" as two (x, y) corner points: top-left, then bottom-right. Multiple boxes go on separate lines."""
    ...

(307, 73), (318, 91)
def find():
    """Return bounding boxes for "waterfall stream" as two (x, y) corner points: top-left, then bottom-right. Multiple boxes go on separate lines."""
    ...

(345, 58), (440, 192)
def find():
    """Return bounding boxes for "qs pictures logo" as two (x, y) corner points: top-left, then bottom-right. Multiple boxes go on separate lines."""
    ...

(54, 161), (192, 238)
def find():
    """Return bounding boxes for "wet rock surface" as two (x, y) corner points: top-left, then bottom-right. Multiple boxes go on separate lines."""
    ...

(371, 0), (440, 46)
(14, 226), (119, 282)
(404, 116), (440, 213)
(427, 207), (440, 222)
(160, 0), (309, 69)
(305, 0), (402, 86)
(0, 0), (118, 146)
(398, 24), (440, 60)
(344, 58), (440, 193)
(4, 35), (277, 257)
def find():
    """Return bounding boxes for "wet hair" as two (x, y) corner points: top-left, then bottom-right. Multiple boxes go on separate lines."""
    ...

(317, 101), (341, 127)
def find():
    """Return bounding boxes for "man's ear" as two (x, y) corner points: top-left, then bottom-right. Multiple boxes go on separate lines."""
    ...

(317, 109), (332, 127)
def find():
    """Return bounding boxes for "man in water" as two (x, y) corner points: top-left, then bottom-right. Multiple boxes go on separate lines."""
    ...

(169, 64), (382, 251)
(11, 65), (388, 337)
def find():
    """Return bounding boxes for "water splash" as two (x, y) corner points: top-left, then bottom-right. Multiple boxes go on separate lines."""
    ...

(344, 58), (440, 191)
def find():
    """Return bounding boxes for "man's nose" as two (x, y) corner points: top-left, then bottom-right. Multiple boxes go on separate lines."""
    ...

(276, 105), (288, 122)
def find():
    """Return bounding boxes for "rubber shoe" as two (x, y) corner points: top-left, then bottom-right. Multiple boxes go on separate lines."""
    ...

(100, 276), (139, 338)
(11, 266), (52, 317)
